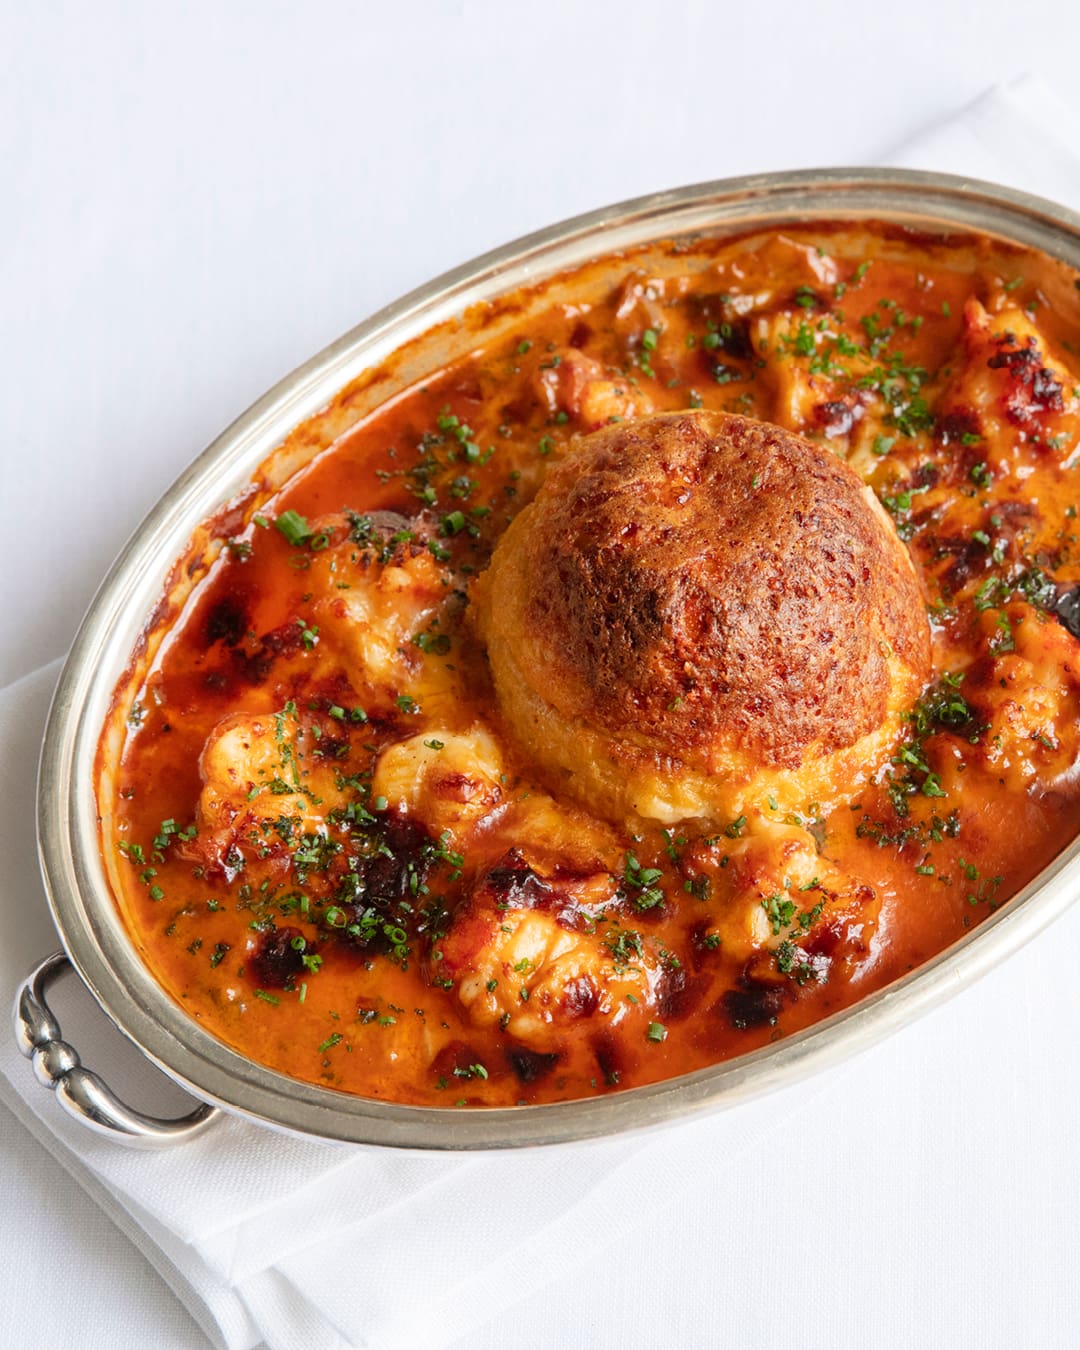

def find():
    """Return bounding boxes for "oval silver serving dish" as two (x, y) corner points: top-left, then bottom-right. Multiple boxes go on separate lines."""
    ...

(32, 168), (1080, 1148)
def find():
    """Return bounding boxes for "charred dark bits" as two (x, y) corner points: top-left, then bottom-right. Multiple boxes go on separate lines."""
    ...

(473, 851), (554, 912)
(321, 816), (436, 958)
(934, 532), (994, 594)
(721, 979), (786, 1030)
(231, 621), (304, 685)
(711, 317), (754, 360)
(688, 298), (754, 361)
(1055, 585), (1080, 641)
(506, 1046), (561, 1084)
(249, 926), (310, 988)
(813, 398), (860, 438)
(657, 966), (709, 1021)
(470, 852), (605, 934)
(205, 595), (250, 647)
(988, 338), (1064, 424)
(431, 1040), (489, 1085)
(560, 975), (600, 1019)
(366, 817), (433, 903)
(592, 1033), (627, 1088)
(689, 920), (722, 963)
(935, 408), (982, 447)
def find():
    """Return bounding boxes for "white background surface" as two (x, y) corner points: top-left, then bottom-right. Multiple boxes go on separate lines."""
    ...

(4, 3), (1080, 1347)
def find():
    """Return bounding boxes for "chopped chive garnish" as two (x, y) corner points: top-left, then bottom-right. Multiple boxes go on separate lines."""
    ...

(274, 510), (312, 546)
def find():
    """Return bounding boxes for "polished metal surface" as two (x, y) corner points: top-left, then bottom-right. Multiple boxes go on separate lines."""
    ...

(13, 952), (219, 1146)
(32, 168), (1080, 1148)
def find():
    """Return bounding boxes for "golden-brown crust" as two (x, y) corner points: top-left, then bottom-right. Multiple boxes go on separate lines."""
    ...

(474, 411), (932, 820)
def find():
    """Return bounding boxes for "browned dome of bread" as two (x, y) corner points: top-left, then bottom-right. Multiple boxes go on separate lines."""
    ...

(472, 411), (931, 824)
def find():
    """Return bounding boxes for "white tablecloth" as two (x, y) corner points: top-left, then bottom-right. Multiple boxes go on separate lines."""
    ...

(3, 4), (1080, 1347)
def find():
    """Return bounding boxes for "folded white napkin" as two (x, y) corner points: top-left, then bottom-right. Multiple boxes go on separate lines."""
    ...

(885, 72), (1080, 194)
(4, 74), (1080, 1350)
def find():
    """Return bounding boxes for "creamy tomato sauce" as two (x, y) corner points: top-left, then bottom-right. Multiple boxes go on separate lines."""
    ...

(100, 222), (1080, 1106)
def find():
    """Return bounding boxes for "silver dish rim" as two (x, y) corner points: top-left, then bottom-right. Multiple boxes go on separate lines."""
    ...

(36, 166), (1080, 1149)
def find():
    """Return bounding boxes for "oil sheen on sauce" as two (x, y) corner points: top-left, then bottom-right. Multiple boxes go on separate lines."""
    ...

(100, 223), (1080, 1107)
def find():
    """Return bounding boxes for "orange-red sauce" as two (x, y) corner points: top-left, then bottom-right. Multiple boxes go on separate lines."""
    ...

(100, 222), (1080, 1106)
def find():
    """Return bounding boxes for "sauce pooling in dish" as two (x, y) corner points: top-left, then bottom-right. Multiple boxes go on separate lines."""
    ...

(100, 222), (1080, 1105)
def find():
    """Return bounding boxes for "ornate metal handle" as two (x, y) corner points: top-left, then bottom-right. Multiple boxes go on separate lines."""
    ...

(13, 951), (220, 1147)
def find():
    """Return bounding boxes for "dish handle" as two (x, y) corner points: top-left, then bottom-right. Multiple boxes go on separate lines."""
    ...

(13, 951), (220, 1147)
